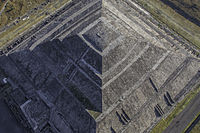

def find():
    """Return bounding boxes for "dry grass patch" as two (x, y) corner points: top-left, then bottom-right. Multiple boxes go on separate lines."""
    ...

(151, 85), (200, 133)
(136, 0), (200, 49)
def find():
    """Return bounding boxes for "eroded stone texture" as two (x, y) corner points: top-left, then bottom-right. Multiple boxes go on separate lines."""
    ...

(83, 21), (120, 52)
(0, 36), (101, 133)
(0, 0), (200, 133)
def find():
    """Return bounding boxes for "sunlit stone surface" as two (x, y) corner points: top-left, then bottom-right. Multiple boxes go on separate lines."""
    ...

(0, 0), (199, 133)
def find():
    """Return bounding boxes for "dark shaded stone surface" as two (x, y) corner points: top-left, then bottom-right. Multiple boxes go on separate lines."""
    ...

(0, 100), (27, 133)
(0, 35), (101, 133)
(0, 0), (200, 133)
(60, 35), (89, 61)
(83, 48), (102, 74)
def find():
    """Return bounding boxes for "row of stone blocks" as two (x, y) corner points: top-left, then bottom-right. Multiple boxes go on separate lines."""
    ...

(0, 35), (103, 133)
(0, 0), (102, 55)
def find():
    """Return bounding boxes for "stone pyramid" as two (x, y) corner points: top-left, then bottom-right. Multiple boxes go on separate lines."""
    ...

(0, 0), (200, 133)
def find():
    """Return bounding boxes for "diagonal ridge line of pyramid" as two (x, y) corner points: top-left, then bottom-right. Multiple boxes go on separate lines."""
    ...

(0, 0), (200, 133)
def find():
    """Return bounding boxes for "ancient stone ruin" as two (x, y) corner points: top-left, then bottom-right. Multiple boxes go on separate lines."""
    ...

(0, 0), (200, 133)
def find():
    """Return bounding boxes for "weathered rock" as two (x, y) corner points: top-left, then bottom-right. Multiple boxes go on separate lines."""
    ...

(0, 0), (200, 133)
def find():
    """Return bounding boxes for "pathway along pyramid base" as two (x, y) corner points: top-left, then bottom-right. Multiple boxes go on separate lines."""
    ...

(0, 0), (200, 133)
